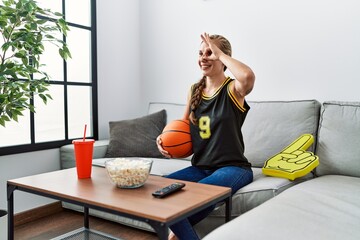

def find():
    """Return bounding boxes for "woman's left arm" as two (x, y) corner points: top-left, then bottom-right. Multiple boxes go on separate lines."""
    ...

(219, 53), (255, 98)
(201, 33), (255, 98)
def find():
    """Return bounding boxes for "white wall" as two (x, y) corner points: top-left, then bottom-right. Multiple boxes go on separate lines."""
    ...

(0, 150), (60, 212)
(1, 0), (360, 213)
(140, 0), (360, 104)
(97, 0), (142, 139)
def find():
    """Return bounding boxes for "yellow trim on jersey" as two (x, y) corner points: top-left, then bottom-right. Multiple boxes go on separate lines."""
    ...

(228, 81), (246, 112)
(202, 77), (231, 100)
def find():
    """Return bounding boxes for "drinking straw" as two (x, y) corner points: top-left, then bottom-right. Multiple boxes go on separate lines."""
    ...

(83, 124), (87, 141)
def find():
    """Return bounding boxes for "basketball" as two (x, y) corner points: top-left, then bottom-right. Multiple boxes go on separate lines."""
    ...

(160, 119), (193, 158)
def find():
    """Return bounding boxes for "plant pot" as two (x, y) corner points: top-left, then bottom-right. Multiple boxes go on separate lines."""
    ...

(0, 209), (7, 240)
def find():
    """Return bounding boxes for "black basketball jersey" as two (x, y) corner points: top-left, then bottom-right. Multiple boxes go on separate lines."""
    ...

(190, 77), (251, 169)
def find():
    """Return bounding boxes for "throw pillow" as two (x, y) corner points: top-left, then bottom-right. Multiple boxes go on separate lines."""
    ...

(104, 110), (166, 158)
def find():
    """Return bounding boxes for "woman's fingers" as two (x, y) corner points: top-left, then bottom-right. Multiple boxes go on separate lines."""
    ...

(156, 136), (172, 158)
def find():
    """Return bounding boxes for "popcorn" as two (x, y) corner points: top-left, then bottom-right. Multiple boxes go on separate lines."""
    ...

(105, 158), (152, 188)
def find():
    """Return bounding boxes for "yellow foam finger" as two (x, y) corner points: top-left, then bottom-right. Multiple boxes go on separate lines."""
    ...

(262, 134), (320, 180)
(282, 134), (314, 153)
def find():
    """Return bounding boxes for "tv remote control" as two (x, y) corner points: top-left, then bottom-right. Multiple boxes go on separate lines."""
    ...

(152, 182), (186, 198)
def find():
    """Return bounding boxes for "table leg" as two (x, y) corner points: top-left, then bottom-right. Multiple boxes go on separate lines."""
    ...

(84, 206), (89, 228)
(146, 221), (168, 240)
(225, 196), (232, 222)
(7, 184), (16, 240)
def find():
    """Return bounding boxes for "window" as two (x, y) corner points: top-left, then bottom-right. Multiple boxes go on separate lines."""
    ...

(0, 0), (98, 155)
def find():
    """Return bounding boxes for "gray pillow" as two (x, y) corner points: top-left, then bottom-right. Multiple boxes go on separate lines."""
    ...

(315, 101), (360, 177)
(242, 100), (321, 167)
(104, 110), (166, 158)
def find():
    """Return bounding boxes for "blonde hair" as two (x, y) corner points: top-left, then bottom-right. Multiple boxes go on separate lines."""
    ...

(189, 34), (232, 125)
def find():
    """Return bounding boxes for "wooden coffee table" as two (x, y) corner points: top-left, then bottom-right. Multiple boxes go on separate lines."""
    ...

(7, 167), (232, 240)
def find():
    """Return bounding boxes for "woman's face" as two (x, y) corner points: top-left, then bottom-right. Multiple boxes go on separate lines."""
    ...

(198, 42), (224, 77)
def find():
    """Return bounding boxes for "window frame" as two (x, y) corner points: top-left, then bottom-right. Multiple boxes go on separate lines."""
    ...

(0, 0), (98, 156)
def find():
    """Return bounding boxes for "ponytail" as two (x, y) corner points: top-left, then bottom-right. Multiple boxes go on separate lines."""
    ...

(189, 76), (206, 125)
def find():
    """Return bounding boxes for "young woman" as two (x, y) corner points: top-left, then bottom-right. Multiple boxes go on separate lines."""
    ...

(157, 32), (255, 240)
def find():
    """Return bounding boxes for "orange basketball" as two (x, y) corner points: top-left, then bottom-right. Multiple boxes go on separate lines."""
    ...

(160, 119), (193, 158)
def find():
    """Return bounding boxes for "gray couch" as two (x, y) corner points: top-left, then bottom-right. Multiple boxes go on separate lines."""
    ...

(60, 100), (334, 238)
(203, 101), (360, 240)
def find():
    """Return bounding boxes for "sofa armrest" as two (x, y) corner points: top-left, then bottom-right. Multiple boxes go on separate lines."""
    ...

(60, 139), (110, 169)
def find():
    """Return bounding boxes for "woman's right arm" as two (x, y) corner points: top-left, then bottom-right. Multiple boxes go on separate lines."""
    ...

(182, 87), (192, 120)
(157, 86), (192, 158)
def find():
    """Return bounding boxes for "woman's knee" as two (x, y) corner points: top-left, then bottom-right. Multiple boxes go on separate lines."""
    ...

(166, 166), (207, 182)
(199, 167), (253, 193)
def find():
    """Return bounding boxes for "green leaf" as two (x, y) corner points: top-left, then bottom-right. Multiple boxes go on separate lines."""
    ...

(36, 19), (47, 25)
(5, 108), (12, 118)
(29, 105), (35, 113)
(57, 18), (69, 36)
(59, 48), (65, 59)
(2, 115), (10, 121)
(30, 22), (37, 30)
(14, 52), (25, 58)
(36, 34), (43, 42)
(12, 112), (18, 122)
(0, 20), (7, 28)
(12, 108), (24, 117)
(6, 62), (15, 69)
(21, 57), (28, 65)
(54, 12), (63, 17)
(45, 34), (55, 39)
(0, 118), (5, 127)
(15, 0), (23, 9)
(45, 93), (53, 100)
(38, 93), (48, 104)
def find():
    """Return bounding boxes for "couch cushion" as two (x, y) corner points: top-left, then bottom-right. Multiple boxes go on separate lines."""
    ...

(195, 167), (313, 237)
(148, 102), (186, 123)
(243, 100), (321, 167)
(316, 101), (360, 177)
(203, 175), (360, 240)
(206, 167), (312, 217)
(104, 110), (166, 158)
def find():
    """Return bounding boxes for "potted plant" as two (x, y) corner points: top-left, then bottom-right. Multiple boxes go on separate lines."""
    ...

(0, 0), (71, 127)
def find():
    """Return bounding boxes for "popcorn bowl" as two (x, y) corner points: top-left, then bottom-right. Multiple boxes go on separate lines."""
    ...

(105, 158), (153, 188)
